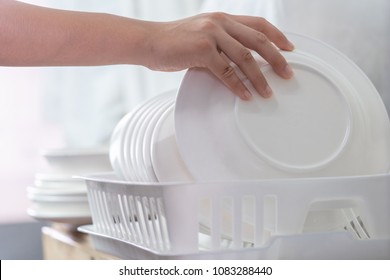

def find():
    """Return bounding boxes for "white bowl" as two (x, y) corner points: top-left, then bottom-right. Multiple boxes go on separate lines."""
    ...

(41, 147), (112, 175)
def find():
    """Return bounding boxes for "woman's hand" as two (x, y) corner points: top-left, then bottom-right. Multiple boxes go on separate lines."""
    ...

(144, 13), (295, 100)
(0, 1), (293, 100)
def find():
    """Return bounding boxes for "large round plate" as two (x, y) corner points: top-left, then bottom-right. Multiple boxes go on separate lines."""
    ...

(174, 32), (390, 181)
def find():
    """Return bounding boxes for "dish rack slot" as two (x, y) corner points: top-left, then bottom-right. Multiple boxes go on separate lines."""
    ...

(302, 199), (370, 239)
(88, 188), (170, 251)
(199, 195), (278, 249)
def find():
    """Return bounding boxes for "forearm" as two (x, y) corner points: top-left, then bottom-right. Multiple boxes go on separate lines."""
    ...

(1, 1), (295, 100)
(0, 0), (154, 66)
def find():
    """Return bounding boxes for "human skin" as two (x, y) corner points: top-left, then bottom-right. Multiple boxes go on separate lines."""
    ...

(0, 0), (294, 100)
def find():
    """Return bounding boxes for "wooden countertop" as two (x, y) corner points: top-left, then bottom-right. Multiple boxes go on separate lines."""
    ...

(42, 224), (119, 260)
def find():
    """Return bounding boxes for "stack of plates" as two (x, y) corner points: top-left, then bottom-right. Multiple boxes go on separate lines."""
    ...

(111, 32), (390, 182)
(110, 90), (193, 182)
(27, 174), (91, 225)
(108, 32), (390, 241)
(27, 148), (112, 226)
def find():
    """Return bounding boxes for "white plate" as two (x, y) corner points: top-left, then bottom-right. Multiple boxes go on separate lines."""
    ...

(140, 97), (175, 182)
(27, 208), (91, 225)
(128, 97), (163, 181)
(41, 147), (108, 157)
(27, 192), (88, 202)
(27, 186), (87, 196)
(34, 174), (87, 190)
(35, 173), (85, 182)
(120, 102), (152, 181)
(41, 147), (111, 175)
(133, 95), (175, 182)
(109, 111), (134, 180)
(27, 196), (91, 225)
(174, 32), (390, 181)
(121, 96), (163, 181)
(123, 93), (172, 181)
(151, 106), (194, 182)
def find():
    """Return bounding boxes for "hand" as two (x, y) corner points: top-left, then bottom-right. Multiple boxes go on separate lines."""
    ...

(0, 2), (293, 100)
(144, 12), (295, 100)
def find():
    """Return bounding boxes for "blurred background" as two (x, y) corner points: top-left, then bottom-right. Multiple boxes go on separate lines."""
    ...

(0, 0), (388, 259)
(0, 0), (203, 259)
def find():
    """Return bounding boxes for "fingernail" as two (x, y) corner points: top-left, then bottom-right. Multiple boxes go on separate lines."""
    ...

(243, 90), (252, 100)
(263, 86), (273, 98)
(283, 64), (294, 78)
(287, 40), (295, 50)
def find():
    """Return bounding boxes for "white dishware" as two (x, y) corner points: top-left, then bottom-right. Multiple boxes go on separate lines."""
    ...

(29, 148), (109, 225)
(109, 90), (176, 182)
(27, 208), (91, 225)
(41, 147), (112, 176)
(27, 186), (86, 196)
(122, 93), (171, 181)
(140, 97), (175, 182)
(132, 96), (174, 181)
(151, 106), (194, 182)
(120, 99), (155, 181)
(127, 97), (164, 181)
(109, 112), (134, 180)
(28, 193), (88, 203)
(174, 32), (390, 181)
(28, 170), (92, 225)
(27, 186), (91, 225)
(34, 173), (87, 190)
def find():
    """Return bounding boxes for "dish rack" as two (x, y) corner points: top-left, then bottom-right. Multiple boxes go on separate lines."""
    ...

(79, 172), (390, 259)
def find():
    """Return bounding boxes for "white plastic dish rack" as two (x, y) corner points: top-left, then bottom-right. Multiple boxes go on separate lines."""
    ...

(79, 172), (390, 259)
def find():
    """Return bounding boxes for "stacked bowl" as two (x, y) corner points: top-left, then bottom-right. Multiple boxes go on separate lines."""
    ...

(27, 148), (112, 226)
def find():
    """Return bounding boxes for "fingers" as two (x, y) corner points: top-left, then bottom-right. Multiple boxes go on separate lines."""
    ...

(231, 15), (295, 51)
(206, 13), (294, 100)
(225, 21), (294, 80)
(216, 34), (273, 98)
(207, 50), (253, 100)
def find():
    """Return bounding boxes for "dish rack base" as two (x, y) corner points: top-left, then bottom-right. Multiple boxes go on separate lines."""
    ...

(79, 225), (390, 260)
(80, 172), (390, 259)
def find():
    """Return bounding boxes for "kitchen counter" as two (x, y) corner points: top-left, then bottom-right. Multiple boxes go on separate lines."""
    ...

(42, 224), (118, 260)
